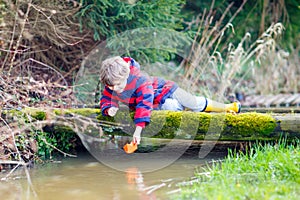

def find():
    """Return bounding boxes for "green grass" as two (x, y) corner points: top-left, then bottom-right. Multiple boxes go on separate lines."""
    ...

(175, 139), (300, 200)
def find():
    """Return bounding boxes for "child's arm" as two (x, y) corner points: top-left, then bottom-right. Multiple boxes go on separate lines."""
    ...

(100, 87), (119, 116)
(133, 126), (143, 144)
(132, 80), (154, 144)
(134, 81), (154, 128)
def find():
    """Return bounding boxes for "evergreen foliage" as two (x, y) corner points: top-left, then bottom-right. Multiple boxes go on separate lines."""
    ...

(76, 0), (186, 62)
(77, 0), (185, 40)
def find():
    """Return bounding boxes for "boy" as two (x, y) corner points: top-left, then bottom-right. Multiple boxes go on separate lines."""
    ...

(99, 56), (240, 145)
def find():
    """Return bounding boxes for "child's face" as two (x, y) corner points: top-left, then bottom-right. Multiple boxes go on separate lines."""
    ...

(107, 77), (128, 93)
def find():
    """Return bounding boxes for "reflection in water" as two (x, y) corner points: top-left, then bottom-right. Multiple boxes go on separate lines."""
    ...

(126, 167), (157, 199)
(77, 133), (198, 173)
(0, 151), (226, 200)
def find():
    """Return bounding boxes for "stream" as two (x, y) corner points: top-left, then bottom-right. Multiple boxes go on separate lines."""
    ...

(0, 137), (231, 200)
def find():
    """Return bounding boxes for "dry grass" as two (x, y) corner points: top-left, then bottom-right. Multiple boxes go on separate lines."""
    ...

(251, 45), (300, 94)
(0, 1), (86, 174)
(0, 0), (94, 76)
(180, 5), (298, 101)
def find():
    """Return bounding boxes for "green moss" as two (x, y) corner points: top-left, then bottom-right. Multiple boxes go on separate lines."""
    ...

(145, 111), (181, 138)
(63, 110), (281, 140)
(143, 111), (277, 140)
(223, 112), (277, 138)
(31, 111), (46, 120)
(64, 108), (101, 117)
(147, 112), (277, 140)
(3, 108), (46, 122)
(3, 108), (285, 141)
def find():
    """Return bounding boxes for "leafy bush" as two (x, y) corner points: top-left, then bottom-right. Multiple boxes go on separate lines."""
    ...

(35, 126), (77, 159)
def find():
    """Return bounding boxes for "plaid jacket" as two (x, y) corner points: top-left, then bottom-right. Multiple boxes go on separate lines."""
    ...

(100, 57), (178, 127)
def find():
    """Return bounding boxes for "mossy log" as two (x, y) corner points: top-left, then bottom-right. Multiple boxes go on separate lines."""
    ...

(5, 108), (300, 141)
(242, 107), (300, 113)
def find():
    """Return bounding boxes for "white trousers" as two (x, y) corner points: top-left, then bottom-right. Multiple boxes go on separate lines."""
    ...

(160, 87), (207, 112)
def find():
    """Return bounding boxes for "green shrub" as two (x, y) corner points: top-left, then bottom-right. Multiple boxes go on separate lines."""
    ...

(35, 126), (77, 159)
(76, 0), (186, 61)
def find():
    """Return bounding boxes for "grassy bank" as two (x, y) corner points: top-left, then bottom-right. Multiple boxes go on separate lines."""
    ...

(174, 139), (300, 200)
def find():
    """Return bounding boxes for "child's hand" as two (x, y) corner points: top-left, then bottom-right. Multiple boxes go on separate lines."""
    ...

(133, 126), (143, 145)
(107, 107), (119, 117)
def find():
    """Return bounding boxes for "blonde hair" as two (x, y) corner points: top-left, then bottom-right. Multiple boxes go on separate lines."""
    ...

(99, 56), (130, 86)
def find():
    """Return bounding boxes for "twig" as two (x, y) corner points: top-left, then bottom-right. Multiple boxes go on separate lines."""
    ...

(19, 58), (69, 86)
(40, 138), (77, 158)
(8, 0), (33, 74)
(0, 0), (18, 71)
(0, 116), (22, 160)
(30, 3), (83, 46)
(144, 183), (167, 195)
(24, 165), (37, 197)
(1, 163), (22, 181)
(0, 160), (26, 165)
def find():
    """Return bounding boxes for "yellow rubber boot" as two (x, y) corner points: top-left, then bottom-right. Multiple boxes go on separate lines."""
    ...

(204, 99), (241, 113)
(226, 101), (241, 113)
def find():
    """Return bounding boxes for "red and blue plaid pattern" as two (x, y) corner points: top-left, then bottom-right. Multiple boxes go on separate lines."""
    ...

(100, 57), (178, 127)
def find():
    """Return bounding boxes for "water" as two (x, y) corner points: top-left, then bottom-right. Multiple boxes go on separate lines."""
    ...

(1, 136), (232, 200)
(0, 149), (227, 200)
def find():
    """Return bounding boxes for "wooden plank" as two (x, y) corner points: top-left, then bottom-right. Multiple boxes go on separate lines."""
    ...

(271, 94), (291, 106)
(284, 94), (300, 105)
(292, 95), (300, 105)
(263, 94), (282, 107)
(256, 95), (272, 107)
(243, 95), (262, 107)
(242, 107), (300, 113)
(272, 114), (300, 135)
(243, 94), (300, 108)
